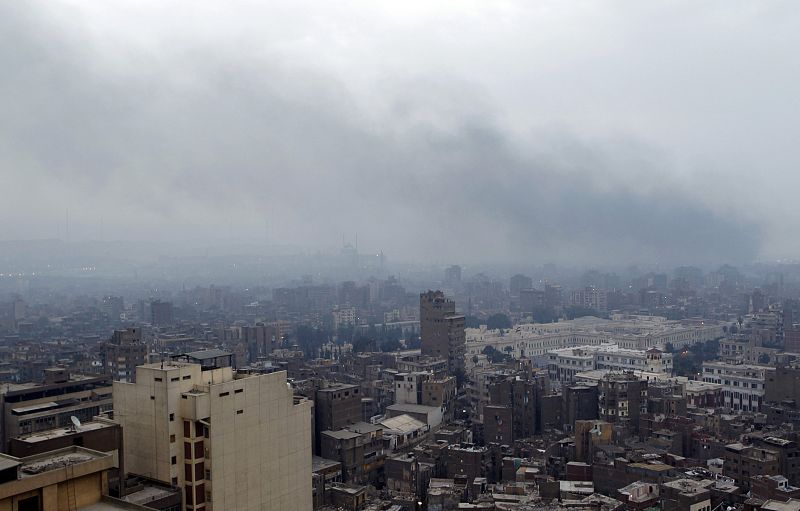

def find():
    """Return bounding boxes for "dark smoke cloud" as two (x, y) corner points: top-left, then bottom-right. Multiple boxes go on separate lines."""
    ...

(0, 2), (771, 265)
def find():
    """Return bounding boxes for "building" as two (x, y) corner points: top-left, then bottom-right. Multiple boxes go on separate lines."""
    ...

(467, 315), (724, 360)
(723, 443), (780, 492)
(444, 266), (462, 287)
(320, 423), (384, 486)
(241, 322), (281, 363)
(702, 361), (775, 412)
(571, 287), (608, 312)
(331, 307), (357, 330)
(598, 372), (647, 435)
(510, 274), (533, 297)
(315, 384), (361, 454)
(150, 300), (174, 327)
(752, 475), (800, 502)
(661, 478), (712, 511)
(0, 369), (113, 453)
(0, 446), (116, 511)
(420, 291), (466, 377)
(114, 361), (312, 511)
(102, 328), (148, 383)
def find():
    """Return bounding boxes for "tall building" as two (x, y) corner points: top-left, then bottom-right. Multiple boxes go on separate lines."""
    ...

(114, 359), (312, 511)
(420, 291), (465, 377)
(241, 322), (281, 363)
(150, 300), (174, 326)
(444, 266), (462, 287)
(510, 274), (533, 297)
(314, 384), (361, 454)
(598, 372), (647, 435)
(102, 327), (148, 382)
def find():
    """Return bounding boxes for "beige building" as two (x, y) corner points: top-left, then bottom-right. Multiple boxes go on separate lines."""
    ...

(0, 445), (116, 511)
(114, 361), (312, 511)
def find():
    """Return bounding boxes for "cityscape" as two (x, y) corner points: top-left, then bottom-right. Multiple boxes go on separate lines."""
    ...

(3, 2), (800, 511)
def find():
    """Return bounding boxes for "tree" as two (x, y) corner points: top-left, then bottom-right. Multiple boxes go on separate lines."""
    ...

(482, 346), (512, 364)
(531, 305), (558, 323)
(565, 306), (600, 320)
(486, 313), (512, 330)
(352, 337), (376, 353)
(465, 316), (481, 328)
(381, 338), (402, 352)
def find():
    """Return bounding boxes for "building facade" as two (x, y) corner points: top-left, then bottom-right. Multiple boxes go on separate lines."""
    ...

(114, 361), (312, 511)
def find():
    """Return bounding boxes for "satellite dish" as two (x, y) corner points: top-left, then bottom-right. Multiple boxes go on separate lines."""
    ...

(70, 416), (82, 430)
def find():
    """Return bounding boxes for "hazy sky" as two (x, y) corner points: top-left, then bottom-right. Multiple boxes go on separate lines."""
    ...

(2, 1), (798, 265)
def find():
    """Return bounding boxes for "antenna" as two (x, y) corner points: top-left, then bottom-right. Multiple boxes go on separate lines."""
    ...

(70, 416), (82, 431)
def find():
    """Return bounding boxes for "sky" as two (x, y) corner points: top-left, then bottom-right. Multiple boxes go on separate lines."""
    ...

(1, 1), (798, 266)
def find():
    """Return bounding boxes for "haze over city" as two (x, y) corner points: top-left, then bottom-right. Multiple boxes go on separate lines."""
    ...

(3, 2), (799, 266)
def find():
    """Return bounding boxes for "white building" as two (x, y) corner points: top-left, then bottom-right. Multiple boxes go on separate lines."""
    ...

(114, 361), (312, 511)
(701, 361), (775, 412)
(547, 344), (673, 383)
(467, 315), (723, 360)
(332, 307), (357, 329)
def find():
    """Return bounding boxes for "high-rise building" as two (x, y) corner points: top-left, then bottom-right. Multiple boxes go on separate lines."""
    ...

(102, 327), (147, 382)
(420, 291), (465, 377)
(598, 372), (647, 435)
(509, 274), (533, 297)
(150, 300), (174, 326)
(241, 322), (281, 363)
(444, 266), (462, 287)
(314, 384), (361, 454)
(114, 360), (312, 511)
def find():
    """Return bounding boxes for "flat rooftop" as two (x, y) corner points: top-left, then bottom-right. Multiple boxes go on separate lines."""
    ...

(18, 447), (109, 478)
(15, 421), (114, 443)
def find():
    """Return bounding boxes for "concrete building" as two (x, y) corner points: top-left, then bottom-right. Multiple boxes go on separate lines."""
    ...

(0, 446), (116, 511)
(723, 443), (780, 492)
(331, 307), (357, 330)
(467, 315), (724, 360)
(114, 361), (312, 511)
(102, 328), (147, 383)
(661, 478), (712, 511)
(598, 372), (648, 435)
(0, 369), (113, 453)
(150, 300), (174, 327)
(420, 291), (465, 377)
(241, 323), (281, 363)
(571, 287), (608, 312)
(702, 361), (775, 412)
(315, 384), (361, 454)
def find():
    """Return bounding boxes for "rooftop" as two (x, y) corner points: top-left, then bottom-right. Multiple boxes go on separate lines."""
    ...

(15, 420), (114, 443)
(762, 499), (800, 511)
(380, 414), (427, 434)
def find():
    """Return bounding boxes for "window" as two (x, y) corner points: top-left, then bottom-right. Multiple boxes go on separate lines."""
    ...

(171, 377), (179, 382)
(183, 375), (191, 380)
(171, 456), (177, 465)
(170, 434), (176, 443)
(154, 377), (163, 382)
(169, 413), (175, 421)
(234, 389), (243, 394)
(219, 392), (229, 397)
(184, 421), (191, 437)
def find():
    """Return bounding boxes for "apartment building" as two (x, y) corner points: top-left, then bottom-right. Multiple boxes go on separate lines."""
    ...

(114, 359), (312, 511)
(702, 361), (775, 412)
